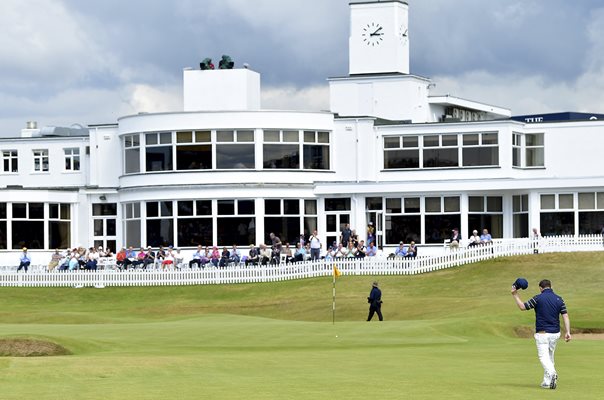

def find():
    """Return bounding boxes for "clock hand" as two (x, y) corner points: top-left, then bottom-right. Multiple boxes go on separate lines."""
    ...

(371, 27), (383, 36)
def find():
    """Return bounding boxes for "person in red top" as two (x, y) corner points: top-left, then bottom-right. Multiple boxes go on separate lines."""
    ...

(115, 248), (127, 270)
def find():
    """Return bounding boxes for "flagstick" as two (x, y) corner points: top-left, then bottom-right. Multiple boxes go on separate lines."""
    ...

(332, 272), (336, 325)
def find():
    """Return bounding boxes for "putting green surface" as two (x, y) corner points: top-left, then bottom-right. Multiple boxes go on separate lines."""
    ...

(1, 253), (603, 399)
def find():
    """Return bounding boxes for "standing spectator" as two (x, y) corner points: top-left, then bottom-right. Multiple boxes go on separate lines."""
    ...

(340, 223), (352, 246)
(532, 228), (542, 254)
(511, 279), (571, 389)
(17, 247), (31, 272)
(480, 228), (493, 245)
(366, 222), (376, 247)
(366, 281), (383, 321)
(297, 234), (306, 247)
(350, 230), (359, 247)
(269, 233), (282, 264)
(366, 240), (377, 257)
(308, 229), (321, 261)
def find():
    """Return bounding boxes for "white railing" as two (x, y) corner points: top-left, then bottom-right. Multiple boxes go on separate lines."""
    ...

(1, 235), (602, 287)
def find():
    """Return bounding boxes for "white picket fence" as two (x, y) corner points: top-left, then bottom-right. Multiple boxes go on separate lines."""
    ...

(1, 235), (602, 287)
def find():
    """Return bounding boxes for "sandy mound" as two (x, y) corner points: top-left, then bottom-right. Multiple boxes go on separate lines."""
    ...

(0, 338), (71, 357)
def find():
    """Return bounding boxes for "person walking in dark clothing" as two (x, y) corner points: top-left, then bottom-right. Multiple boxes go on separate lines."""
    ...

(367, 281), (383, 321)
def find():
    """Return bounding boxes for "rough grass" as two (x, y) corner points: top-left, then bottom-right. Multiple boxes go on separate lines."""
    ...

(0, 252), (603, 399)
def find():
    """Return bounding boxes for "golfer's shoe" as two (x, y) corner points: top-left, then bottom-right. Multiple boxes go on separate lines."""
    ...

(540, 383), (550, 389)
(549, 374), (558, 390)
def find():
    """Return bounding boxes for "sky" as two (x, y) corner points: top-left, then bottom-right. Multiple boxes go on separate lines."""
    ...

(2, 0), (604, 136)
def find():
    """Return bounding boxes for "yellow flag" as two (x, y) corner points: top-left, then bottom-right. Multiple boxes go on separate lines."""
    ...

(333, 265), (342, 278)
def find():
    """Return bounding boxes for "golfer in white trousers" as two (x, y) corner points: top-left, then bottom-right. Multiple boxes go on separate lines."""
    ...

(511, 279), (571, 389)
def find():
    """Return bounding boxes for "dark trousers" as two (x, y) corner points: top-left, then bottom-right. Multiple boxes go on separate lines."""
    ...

(17, 261), (30, 272)
(367, 304), (383, 321)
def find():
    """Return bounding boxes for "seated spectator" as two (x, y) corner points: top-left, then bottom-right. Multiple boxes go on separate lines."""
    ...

(450, 228), (460, 250)
(405, 241), (417, 258)
(116, 247), (127, 270)
(480, 229), (493, 245)
(304, 243), (312, 260)
(189, 245), (204, 269)
(173, 248), (184, 268)
(48, 248), (63, 271)
(324, 246), (335, 261)
(68, 253), (80, 271)
(356, 240), (366, 259)
(334, 243), (346, 259)
(17, 247), (31, 272)
(283, 243), (294, 264)
(246, 244), (259, 266)
(293, 242), (306, 263)
(468, 230), (480, 247)
(259, 244), (272, 265)
(219, 246), (230, 268)
(229, 244), (241, 264)
(142, 246), (155, 269)
(86, 247), (100, 270)
(366, 241), (377, 257)
(394, 242), (407, 258)
(162, 249), (174, 269)
(210, 246), (221, 267)
(345, 241), (357, 258)
(126, 246), (139, 269)
(154, 246), (166, 268)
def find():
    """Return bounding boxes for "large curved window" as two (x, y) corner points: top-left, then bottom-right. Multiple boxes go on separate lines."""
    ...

(216, 130), (255, 169)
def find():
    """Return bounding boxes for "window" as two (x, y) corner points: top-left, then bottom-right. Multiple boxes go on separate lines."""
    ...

(512, 194), (529, 237)
(145, 132), (173, 172)
(462, 132), (498, 166)
(124, 134), (141, 174)
(263, 130), (299, 169)
(124, 202), (141, 247)
(468, 196), (503, 238)
(92, 203), (117, 252)
(385, 197), (421, 245)
(176, 130), (212, 170)
(264, 199), (306, 244)
(425, 197), (461, 244)
(146, 201), (174, 247)
(578, 192), (604, 234)
(33, 149), (49, 172)
(49, 203), (71, 249)
(64, 148), (80, 171)
(177, 200), (213, 247)
(384, 132), (498, 169)
(216, 199), (256, 245)
(216, 130), (255, 169)
(11, 203), (45, 249)
(303, 130), (330, 170)
(540, 194), (574, 236)
(0, 203), (6, 249)
(513, 132), (544, 168)
(2, 150), (18, 173)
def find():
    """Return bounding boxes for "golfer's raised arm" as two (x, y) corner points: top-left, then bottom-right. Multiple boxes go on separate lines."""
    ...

(511, 287), (526, 310)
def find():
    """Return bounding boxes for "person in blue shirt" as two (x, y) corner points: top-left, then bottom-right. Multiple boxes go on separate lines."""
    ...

(17, 247), (31, 272)
(394, 241), (407, 257)
(511, 279), (571, 390)
(366, 241), (377, 257)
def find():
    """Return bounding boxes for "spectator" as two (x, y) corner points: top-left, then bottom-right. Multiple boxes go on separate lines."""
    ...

(126, 246), (138, 268)
(334, 243), (346, 259)
(246, 244), (259, 266)
(48, 248), (63, 271)
(230, 244), (241, 265)
(366, 222), (376, 246)
(68, 253), (80, 271)
(356, 240), (366, 259)
(116, 247), (127, 270)
(154, 246), (166, 268)
(450, 228), (460, 250)
(173, 248), (184, 268)
(17, 247), (31, 272)
(468, 230), (480, 247)
(269, 233), (282, 264)
(345, 241), (357, 258)
(394, 242), (407, 258)
(219, 246), (231, 268)
(297, 234), (306, 247)
(532, 228), (542, 254)
(405, 241), (417, 258)
(142, 246), (155, 269)
(293, 242), (306, 262)
(366, 240), (377, 257)
(480, 229), (493, 245)
(259, 244), (272, 265)
(351, 230), (359, 247)
(189, 245), (204, 268)
(86, 247), (99, 270)
(210, 246), (220, 267)
(308, 229), (321, 261)
(340, 223), (352, 246)
(283, 243), (294, 264)
(161, 249), (174, 269)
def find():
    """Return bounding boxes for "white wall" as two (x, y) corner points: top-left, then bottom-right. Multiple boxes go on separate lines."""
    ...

(183, 69), (261, 112)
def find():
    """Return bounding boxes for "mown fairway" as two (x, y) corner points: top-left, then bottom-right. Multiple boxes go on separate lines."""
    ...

(1, 253), (603, 399)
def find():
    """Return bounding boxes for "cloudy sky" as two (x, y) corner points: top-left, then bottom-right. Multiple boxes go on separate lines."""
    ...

(2, 0), (604, 136)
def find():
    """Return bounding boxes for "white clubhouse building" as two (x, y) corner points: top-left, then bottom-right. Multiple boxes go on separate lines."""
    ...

(1, 0), (603, 263)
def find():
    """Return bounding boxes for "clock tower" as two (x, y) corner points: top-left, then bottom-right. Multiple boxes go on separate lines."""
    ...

(349, 0), (409, 75)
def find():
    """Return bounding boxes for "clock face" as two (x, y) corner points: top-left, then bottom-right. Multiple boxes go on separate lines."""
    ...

(398, 24), (408, 44)
(361, 22), (384, 46)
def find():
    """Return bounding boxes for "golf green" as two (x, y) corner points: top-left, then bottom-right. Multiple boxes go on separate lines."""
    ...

(1, 253), (603, 399)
